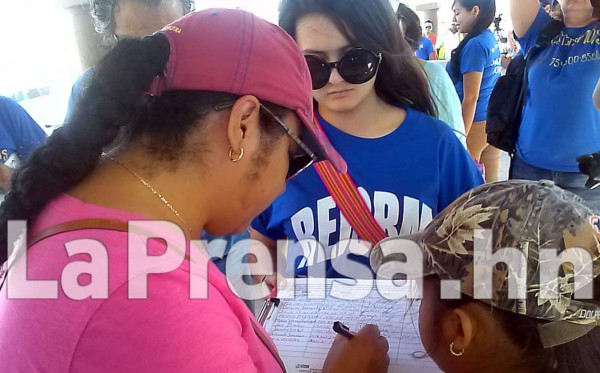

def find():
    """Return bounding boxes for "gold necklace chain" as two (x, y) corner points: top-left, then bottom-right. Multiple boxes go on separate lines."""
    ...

(101, 153), (194, 236)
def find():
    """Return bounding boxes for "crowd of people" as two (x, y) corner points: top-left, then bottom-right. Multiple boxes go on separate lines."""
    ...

(0, 0), (598, 371)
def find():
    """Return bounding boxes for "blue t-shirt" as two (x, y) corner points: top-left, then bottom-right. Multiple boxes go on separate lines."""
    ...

(65, 67), (94, 122)
(416, 37), (435, 60)
(0, 96), (46, 166)
(447, 29), (502, 122)
(517, 6), (600, 172)
(252, 108), (483, 278)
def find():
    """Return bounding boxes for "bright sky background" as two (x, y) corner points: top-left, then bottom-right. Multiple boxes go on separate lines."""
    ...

(0, 0), (80, 128)
(0, 0), (284, 128)
(0, 0), (80, 96)
(196, 0), (280, 23)
(0, 0), (510, 129)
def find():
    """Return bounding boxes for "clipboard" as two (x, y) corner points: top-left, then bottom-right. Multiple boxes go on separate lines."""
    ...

(255, 279), (441, 373)
(257, 297), (281, 330)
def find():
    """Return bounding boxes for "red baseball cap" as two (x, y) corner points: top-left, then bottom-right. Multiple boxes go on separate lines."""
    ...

(148, 8), (347, 174)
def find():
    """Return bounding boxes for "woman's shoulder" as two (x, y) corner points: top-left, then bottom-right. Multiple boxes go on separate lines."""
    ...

(424, 61), (457, 87)
(423, 60), (447, 75)
(465, 30), (495, 48)
(405, 107), (457, 138)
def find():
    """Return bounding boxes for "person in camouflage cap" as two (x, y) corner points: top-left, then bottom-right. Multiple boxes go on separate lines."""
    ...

(371, 180), (600, 373)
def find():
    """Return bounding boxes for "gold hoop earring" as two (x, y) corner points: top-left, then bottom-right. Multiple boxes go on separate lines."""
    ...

(229, 148), (244, 162)
(450, 342), (464, 357)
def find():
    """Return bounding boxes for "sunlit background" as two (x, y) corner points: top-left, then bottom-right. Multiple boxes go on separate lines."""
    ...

(0, 0), (512, 132)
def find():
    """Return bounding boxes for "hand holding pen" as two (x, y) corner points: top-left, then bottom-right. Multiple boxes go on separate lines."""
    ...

(323, 323), (390, 373)
(333, 321), (355, 339)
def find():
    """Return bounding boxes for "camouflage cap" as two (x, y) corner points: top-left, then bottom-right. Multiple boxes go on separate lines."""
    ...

(370, 180), (600, 347)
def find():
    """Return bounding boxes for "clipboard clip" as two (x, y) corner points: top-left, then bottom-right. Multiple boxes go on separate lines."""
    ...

(257, 297), (280, 326)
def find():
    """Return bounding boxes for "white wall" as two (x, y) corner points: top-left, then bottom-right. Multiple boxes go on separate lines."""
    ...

(390, 0), (513, 35)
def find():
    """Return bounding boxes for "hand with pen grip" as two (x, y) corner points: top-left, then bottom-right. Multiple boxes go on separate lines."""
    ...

(322, 324), (390, 373)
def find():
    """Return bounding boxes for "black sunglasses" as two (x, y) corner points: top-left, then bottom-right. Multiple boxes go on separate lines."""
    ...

(215, 102), (317, 180)
(304, 48), (382, 90)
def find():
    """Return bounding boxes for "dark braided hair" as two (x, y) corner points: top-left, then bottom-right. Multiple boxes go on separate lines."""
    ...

(448, 0), (496, 83)
(0, 33), (288, 262)
(0, 35), (169, 261)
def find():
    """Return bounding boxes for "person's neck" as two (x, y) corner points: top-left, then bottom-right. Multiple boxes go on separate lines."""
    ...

(318, 92), (405, 139)
(564, 12), (595, 28)
(71, 147), (210, 240)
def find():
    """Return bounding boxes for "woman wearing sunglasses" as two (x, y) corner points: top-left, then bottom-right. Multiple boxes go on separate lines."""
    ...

(0, 9), (390, 372)
(251, 0), (483, 280)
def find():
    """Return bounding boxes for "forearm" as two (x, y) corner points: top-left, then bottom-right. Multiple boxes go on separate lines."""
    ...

(510, 0), (539, 38)
(461, 98), (477, 134)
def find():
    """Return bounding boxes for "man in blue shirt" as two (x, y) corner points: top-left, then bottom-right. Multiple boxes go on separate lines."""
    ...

(0, 97), (46, 198)
(416, 36), (436, 60)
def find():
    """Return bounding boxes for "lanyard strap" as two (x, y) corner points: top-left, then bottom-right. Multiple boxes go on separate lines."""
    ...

(311, 114), (387, 245)
(314, 161), (387, 245)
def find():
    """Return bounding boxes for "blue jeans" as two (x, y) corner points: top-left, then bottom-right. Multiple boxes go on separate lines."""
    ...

(511, 155), (600, 212)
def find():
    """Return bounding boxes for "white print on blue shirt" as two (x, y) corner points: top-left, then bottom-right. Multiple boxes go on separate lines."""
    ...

(288, 187), (433, 269)
(516, 6), (600, 172)
(252, 108), (485, 277)
(492, 52), (503, 75)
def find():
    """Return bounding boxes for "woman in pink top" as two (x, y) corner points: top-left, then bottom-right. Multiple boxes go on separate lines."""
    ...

(0, 9), (389, 373)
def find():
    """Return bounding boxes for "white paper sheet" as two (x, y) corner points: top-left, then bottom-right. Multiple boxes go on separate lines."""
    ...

(263, 279), (442, 373)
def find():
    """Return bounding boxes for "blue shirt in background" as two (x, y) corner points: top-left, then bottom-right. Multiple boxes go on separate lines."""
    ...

(0, 96), (46, 165)
(447, 29), (502, 122)
(202, 231), (250, 275)
(517, 6), (600, 172)
(416, 37), (435, 60)
(65, 67), (94, 122)
(252, 108), (483, 278)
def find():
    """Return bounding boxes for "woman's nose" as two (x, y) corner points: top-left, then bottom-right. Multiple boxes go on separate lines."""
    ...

(328, 66), (345, 85)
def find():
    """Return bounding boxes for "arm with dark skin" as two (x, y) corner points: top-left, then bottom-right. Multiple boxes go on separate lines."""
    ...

(0, 164), (14, 193)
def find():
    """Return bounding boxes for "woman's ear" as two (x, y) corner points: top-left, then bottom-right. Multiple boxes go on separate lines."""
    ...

(226, 95), (261, 157)
(450, 307), (476, 353)
(472, 5), (480, 17)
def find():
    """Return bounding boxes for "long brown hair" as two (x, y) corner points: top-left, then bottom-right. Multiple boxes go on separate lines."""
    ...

(279, 0), (436, 116)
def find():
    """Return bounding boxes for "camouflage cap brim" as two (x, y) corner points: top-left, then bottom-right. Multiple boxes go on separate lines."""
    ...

(370, 180), (600, 346)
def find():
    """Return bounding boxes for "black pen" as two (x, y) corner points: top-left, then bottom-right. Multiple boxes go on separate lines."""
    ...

(333, 321), (354, 339)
